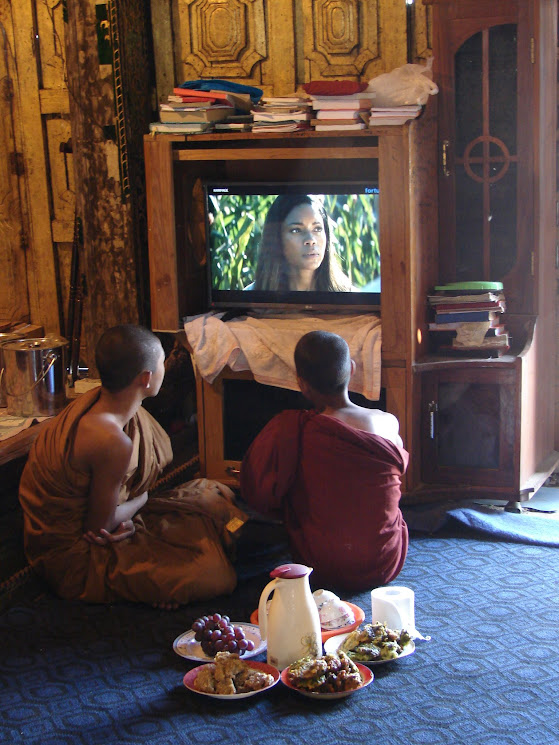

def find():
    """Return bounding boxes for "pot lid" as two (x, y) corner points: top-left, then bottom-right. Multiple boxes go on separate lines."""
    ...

(1, 336), (69, 351)
(270, 563), (313, 579)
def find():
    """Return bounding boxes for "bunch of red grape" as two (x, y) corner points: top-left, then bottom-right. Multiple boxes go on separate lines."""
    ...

(191, 613), (256, 657)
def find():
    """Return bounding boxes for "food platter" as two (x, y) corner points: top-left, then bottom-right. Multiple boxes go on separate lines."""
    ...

(184, 660), (280, 700)
(173, 622), (266, 662)
(323, 632), (415, 666)
(250, 602), (365, 643)
(280, 663), (373, 700)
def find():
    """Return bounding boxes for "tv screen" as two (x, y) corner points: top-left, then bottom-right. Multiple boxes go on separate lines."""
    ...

(205, 181), (380, 311)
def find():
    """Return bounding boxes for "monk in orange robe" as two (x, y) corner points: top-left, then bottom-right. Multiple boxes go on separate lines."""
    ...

(19, 325), (246, 607)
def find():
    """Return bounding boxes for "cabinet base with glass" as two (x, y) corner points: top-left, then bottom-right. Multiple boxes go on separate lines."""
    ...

(412, 316), (559, 508)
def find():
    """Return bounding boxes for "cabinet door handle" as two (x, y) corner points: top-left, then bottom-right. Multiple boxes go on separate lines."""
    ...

(428, 401), (438, 440)
(442, 140), (450, 177)
(226, 466), (240, 476)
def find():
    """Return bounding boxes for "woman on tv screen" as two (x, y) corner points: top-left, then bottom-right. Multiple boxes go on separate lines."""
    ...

(244, 194), (354, 292)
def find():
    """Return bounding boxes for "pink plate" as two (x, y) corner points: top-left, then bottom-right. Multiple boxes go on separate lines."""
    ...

(250, 601), (365, 643)
(184, 660), (280, 700)
(280, 662), (373, 700)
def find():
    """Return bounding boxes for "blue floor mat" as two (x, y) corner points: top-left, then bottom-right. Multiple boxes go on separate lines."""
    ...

(447, 504), (559, 546)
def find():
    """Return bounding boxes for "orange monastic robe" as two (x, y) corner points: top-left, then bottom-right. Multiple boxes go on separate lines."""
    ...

(19, 388), (245, 605)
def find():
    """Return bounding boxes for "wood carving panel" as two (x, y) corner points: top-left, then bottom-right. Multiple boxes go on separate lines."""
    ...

(302, 0), (379, 77)
(176, 0), (266, 80)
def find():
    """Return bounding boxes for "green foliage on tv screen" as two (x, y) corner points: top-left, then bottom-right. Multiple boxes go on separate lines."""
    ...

(208, 193), (380, 291)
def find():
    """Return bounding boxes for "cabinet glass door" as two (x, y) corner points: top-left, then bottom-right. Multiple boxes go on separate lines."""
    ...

(454, 24), (518, 281)
(421, 369), (517, 487)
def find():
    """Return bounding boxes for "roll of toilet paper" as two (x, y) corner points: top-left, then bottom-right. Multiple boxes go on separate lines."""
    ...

(371, 586), (429, 640)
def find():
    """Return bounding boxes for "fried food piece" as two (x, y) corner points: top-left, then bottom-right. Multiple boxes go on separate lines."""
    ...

(287, 651), (362, 693)
(287, 656), (328, 683)
(340, 622), (411, 661)
(213, 651), (246, 681)
(235, 668), (275, 693)
(215, 678), (236, 695)
(193, 663), (217, 693)
(351, 644), (381, 661)
(192, 651), (274, 696)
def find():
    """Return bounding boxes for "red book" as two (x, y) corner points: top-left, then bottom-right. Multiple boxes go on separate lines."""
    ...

(172, 88), (253, 112)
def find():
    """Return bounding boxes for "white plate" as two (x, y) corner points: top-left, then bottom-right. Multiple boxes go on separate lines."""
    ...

(173, 622), (266, 662)
(280, 663), (373, 699)
(324, 632), (415, 666)
(184, 660), (280, 699)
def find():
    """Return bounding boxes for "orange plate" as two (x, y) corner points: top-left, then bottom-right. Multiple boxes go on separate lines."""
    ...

(250, 601), (365, 644)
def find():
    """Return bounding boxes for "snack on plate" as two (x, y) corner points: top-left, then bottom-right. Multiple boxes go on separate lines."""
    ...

(339, 622), (412, 662)
(312, 589), (355, 630)
(286, 651), (362, 694)
(193, 652), (275, 695)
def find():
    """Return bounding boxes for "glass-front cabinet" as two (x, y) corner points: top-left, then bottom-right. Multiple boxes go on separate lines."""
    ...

(427, 0), (536, 313)
(416, 0), (558, 504)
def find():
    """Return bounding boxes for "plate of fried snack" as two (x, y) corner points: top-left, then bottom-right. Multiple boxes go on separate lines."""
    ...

(281, 651), (373, 700)
(184, 651), (280, 700)
(323, 621), (415, 666)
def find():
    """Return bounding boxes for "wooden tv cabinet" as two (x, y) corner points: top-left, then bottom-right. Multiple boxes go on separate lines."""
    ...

(144, 104), (558, 504)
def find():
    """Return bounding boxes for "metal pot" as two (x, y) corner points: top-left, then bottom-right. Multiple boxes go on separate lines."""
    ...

(0, 332), (28, 407)
(0, 336), (69, 417)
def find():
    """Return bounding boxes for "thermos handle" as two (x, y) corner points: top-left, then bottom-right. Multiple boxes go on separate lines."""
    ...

(257, 578), (277, 641)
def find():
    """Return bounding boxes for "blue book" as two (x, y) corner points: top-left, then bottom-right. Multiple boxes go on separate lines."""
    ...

(434, 310), (500, 324)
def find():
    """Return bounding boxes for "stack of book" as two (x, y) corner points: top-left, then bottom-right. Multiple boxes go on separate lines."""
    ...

(251, 96), (312, 133)
(368, 105), (422, 126)
(428, 281), (510, 357)
(309, 93), (374, 131)
(150, 87), (252, 134)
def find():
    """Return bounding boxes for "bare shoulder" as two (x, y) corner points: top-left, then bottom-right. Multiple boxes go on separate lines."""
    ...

(333, 405), (403, 447)
(365, 409), (403, 447)
(72, 410), (133, 473)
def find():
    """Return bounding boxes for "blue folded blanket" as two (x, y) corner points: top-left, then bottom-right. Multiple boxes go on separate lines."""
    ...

(447, 506), (559, 547)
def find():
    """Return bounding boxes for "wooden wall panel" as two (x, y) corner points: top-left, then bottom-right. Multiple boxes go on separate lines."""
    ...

(9, 0), (62, 334)
(175, 0), (270, 84)
(156, 0), (412, 102)
(0, 6), (29, 325)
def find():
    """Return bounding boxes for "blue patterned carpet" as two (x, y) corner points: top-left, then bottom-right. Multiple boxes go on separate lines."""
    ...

(1, 524), (558, 745)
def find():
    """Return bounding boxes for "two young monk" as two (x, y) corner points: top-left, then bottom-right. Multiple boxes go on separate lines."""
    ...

(19, 325), (408, 606)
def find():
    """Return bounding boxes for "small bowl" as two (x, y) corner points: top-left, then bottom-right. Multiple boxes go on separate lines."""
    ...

(313, 589), (356, 630)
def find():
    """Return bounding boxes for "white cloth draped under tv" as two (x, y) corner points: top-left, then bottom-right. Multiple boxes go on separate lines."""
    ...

(183, 311), (382, 401)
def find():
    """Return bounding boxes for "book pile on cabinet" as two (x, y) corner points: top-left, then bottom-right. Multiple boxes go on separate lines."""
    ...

(150, 87), (252, 134)
(427, 281), (510, 357)
(308, 93), (374, 131)
(250, 96), (312, 133)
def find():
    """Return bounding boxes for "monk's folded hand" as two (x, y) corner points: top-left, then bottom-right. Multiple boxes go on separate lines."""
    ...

(83, 520), (136, 546)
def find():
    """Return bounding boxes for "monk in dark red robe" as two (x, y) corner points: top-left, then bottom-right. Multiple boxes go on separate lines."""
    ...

(240, 331), (409, 592)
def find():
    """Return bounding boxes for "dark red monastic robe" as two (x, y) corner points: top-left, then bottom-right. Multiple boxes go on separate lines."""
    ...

(241, 409), (409, 591)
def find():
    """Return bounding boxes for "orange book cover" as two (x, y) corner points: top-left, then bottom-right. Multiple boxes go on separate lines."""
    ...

(173, 87), (230, 102)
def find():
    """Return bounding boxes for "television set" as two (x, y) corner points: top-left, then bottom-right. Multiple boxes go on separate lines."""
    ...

(204, 181), (380, 312)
